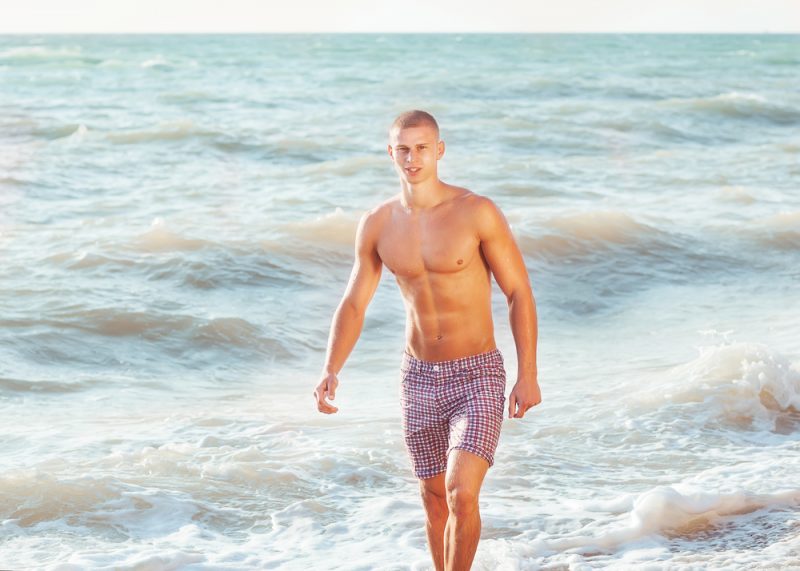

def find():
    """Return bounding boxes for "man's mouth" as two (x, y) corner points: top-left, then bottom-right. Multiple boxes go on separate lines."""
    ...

(405, 167), (421, 174)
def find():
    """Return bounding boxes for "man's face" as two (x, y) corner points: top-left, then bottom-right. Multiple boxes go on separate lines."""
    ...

(387, 124), (444, 184)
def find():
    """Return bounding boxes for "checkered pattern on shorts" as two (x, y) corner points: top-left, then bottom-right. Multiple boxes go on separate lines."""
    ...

(399, 348), (506, 480)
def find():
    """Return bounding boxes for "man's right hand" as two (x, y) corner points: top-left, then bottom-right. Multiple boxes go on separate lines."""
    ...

(314, 372), (339, 414)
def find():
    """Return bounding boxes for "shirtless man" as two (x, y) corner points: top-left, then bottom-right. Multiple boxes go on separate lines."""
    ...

(314, 110), (541, 571)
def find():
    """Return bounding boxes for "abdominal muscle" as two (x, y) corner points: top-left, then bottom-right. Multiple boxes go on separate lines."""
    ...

(398, 267), (497, 362)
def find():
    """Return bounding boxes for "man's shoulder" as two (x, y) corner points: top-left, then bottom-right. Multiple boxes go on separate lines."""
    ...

(449, 188), (506, 238)
(356, 196), (397, 239)
(362, 196), (398, 223)
(450, 186), (501, 217)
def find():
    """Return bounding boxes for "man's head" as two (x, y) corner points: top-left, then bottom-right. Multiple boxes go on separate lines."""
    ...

(387, 110), (445, 185)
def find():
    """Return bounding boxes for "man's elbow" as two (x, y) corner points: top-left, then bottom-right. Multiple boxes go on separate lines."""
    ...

(506, 285), (535, 306)
(339, 297), (367, 320)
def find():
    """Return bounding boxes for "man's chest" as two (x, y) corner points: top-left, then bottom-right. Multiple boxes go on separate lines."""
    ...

(376, 217), (480, 277)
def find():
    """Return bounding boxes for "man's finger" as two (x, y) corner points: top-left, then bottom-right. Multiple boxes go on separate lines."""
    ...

(508, 393), (516, 419)
(328, 380), (336, 400)
(314, 388), (328, 410)
(314, 386), (339, 414)
(317, 400), (338, 414)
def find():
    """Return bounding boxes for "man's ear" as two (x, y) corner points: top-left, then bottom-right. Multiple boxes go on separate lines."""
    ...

(437, 140), (445, 159)
(387, 144), (394, 159)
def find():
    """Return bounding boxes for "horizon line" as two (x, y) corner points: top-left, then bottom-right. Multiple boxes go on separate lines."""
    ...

(1, 30), (798, 35)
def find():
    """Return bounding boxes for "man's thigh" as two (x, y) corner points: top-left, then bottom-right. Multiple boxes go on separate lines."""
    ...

(446, 448), (490, 496)
(420, 471), (447, 499)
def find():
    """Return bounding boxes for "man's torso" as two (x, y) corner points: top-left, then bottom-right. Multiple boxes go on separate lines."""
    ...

(370, 185), (496, 362)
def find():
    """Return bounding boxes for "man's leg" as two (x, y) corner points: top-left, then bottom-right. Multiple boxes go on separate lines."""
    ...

(443, 449), (489, 570)
(419, 472), (448, 571)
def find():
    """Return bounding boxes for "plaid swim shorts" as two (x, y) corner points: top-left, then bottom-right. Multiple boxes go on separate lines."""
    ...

(399, 348), (506, 480)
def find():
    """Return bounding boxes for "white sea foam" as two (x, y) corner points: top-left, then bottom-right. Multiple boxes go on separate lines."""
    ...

(141, 55), (171, 69)
(506, 453), (800, 568)
(626, 342), (800, 434)
(636, 342), (800, 430)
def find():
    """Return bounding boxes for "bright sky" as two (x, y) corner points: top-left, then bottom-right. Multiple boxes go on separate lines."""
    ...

(2, 0), (799, 33)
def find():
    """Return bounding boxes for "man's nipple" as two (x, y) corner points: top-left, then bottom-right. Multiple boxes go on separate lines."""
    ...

(457, 259), (463, 265)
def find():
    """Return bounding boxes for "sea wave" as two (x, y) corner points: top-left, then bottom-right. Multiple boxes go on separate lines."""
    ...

(0, 470), (120, 528)
(664, 92), (800, 125)
(281, 207), (360, 250)
(545, 210), (655, 243)
(0, 468), (212, 569)
(751, 210), (800, 250)
(717, 185), (756, 204)
(101, 123), (336, 166)
(1, 307), (288, 358)
(516, 210), (666, 261)
(641, 342), (800, 431)
(54, 308), (267, 348)
(45, 226), (313, 290)
(302, 155), (387, 177)
(493, 181), (561, 198)
(31, 122), (89, 141)
(595, 116), (717, 143)
(46, 250), (138, 270)
(0, 376), (103, 394)
(551, 469), (800, 554)
(140, 55), (172, 69)
(514, 209), (792, 310)
(212, 136), (328, 164)
(106, 121), (218, 145)
(129, 217), (215, 253)
(0, 46), (85, 61)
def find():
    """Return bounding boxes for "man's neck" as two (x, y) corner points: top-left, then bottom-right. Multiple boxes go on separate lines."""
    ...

(400, 178), (449, 210)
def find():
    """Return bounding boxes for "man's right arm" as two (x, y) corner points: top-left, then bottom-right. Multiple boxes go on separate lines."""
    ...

(314, 210), (383, 414)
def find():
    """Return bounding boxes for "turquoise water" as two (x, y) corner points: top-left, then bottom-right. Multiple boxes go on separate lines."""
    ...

(1, 34), (799, 569)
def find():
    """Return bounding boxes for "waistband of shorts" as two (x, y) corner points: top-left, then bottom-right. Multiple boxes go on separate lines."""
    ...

(401, 348), (503, 375)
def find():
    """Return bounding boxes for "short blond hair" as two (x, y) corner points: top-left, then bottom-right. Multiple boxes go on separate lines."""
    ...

(389, 110), (439, 137)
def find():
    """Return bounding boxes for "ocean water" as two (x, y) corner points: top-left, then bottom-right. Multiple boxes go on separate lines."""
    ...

(1, 33), (799, 570)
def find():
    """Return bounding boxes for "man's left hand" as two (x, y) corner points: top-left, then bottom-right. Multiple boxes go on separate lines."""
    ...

(508, 379), (541, 419)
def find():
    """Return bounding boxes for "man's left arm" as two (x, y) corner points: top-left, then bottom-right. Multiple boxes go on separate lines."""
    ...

(475, 197), (541, 419)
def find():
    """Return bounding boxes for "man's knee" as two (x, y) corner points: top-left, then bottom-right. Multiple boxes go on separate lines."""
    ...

(445, 483), (479, 518)
(444, 448), (488, 518)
